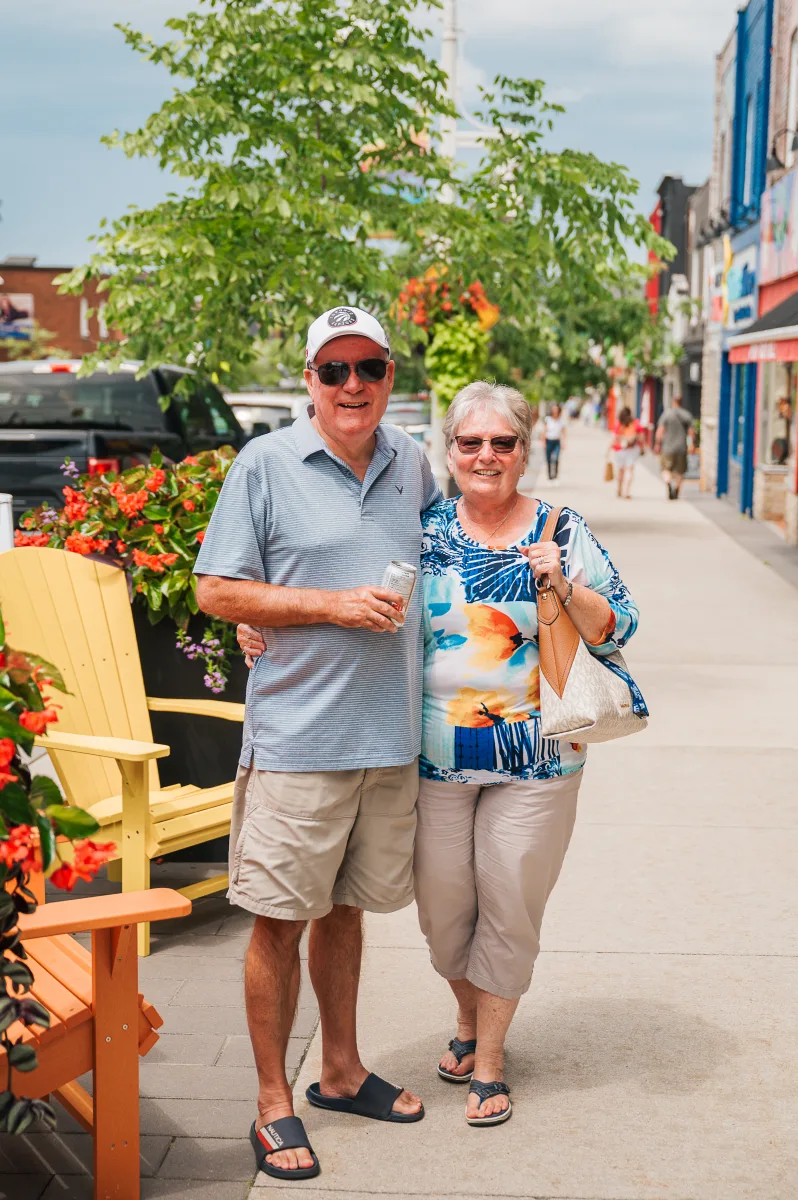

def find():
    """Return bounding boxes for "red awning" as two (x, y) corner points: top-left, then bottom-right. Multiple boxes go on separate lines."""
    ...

(729, 339), (798, 364)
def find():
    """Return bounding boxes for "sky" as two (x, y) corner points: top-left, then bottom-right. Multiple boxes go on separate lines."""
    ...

(1, 0), (743, 267)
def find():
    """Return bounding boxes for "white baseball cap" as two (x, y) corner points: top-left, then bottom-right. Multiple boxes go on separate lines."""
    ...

(306, 305), (390, 364)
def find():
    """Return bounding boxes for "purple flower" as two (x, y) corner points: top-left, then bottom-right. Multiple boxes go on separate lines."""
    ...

(60, 460), (80, 479)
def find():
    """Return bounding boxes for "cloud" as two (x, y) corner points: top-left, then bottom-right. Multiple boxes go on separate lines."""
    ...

(454, 0), (739, 67)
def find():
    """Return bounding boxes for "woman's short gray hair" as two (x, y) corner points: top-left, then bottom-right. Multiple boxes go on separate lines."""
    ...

(442, 381), (534, 454)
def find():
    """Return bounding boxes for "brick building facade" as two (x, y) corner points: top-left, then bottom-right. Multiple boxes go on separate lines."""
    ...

(0, 257), (112, 360)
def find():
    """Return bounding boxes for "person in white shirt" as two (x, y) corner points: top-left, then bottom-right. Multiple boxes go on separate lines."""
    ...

(540, 403), (567, 484)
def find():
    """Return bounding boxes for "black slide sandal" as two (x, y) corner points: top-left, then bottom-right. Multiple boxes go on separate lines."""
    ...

(306, 1072), (425, 1123)
(438, 1036), (477, 1083)
(250, 1116), (321, 1180)
(466, 1079), (512, 1127)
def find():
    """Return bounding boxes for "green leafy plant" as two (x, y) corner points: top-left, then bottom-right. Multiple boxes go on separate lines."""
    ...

(0, 609), (115, 1134)
(424, 316), (492, 408)
(16, 447), (238, 692)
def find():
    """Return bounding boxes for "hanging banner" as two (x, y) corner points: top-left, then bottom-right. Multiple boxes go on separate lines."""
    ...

(761, 169), (798, 285)
(0, 293), (33, 340)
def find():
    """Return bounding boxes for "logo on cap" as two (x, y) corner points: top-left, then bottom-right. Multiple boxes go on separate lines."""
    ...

(327, 307), (358, 328)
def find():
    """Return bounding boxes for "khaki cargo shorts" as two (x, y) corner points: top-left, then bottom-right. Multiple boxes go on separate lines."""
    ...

(228, 761), (419, 921)
(660, 451), (688, 476)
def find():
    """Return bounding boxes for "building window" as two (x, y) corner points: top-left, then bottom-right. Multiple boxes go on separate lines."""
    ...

(788, 32), (798, 168)
(79, 299), (90, 340)
(760, 361), (794, 466)
(743, 96), (754, 207)
(98, 303), (108, 339)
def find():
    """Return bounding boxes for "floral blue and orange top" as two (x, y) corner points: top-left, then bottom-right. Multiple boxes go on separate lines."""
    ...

(420, 499), (640, 784)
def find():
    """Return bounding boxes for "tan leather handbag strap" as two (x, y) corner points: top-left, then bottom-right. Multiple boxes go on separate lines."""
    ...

(535, 505), (580, 698)
(540, 504), (562, 545)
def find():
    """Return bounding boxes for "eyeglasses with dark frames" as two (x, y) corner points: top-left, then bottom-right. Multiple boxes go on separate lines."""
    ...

(308, 358), (388, 387)
(453, 435), (521, 455)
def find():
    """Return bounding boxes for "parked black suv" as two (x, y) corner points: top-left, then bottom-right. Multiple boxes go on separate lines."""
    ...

(0, 361), (247, 523)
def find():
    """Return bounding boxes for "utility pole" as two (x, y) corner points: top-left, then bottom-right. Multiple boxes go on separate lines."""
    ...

(428, 0), (460, 490)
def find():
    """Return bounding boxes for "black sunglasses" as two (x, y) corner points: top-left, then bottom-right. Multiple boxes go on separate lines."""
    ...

(454, 435), (520, 455)
(309, 358), (388, 387)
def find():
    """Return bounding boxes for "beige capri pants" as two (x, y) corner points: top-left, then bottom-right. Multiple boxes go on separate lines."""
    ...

(414, 770), (581, 1000)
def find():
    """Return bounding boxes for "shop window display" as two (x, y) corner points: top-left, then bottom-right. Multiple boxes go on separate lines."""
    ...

(759, 362), (794, 467)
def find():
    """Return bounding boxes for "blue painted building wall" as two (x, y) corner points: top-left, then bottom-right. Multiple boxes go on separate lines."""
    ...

(717, 0), (774, 514)
(730, 0), (774, 228)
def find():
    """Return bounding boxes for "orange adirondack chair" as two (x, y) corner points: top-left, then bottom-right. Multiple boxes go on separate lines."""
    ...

(3, 886), (190, 1199)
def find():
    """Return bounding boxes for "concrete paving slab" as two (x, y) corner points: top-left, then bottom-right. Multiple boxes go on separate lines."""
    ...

(141, 1183), (249, 1200)
(627, 664), (798, 750)
(140, 1098), (255, 1139)
(579, 745), (798, 827)
(157, 1135), (254, 1181)
(0, 1132), (170, 1177)
(147, 1033), (226, 1067)
(214, 1034), (310, 1071)
(139, 1064), (259, 1100)
(545, 821), (798, 955)
(279, 946), (798, 1199)
(7, 1180), (54, 1200)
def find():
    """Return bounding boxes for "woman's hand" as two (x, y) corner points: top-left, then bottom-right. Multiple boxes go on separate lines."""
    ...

(237, 623), (266, 668)
(521, 541), (566, 595)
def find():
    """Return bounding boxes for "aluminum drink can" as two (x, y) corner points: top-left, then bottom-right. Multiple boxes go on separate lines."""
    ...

(381, 560), (418, 623)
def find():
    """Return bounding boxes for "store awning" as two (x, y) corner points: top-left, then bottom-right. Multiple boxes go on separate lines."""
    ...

(727, 292), (798, 364)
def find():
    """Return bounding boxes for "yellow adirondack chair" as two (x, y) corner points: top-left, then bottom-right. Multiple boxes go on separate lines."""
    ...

(0, 547), (244, 955)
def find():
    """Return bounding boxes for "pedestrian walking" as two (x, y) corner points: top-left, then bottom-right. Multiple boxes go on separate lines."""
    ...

(654, 395), (694, 500)
(541, 402), (567, 484)
(196, 306), (440, 1182)
(610, 406), (645, 500)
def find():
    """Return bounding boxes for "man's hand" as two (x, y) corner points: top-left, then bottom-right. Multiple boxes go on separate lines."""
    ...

(327, 586), (405, 632)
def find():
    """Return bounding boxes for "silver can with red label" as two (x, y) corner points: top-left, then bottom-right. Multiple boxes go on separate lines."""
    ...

(381, 560), (418, 623)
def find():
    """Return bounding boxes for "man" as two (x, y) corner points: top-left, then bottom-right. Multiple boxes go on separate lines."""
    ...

(194, 306), (440, 1182)
(654, 394), (694, 500)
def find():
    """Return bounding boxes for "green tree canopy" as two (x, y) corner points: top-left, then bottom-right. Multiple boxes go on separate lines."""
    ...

(59, 1), (672, 390)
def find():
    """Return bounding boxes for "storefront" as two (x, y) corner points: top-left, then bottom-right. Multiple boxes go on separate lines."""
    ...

(717, 227), (760, 514)
(727, 170), (798, 542)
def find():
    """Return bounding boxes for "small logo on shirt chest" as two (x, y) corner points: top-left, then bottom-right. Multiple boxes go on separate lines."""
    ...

(395, 484), (404, 494)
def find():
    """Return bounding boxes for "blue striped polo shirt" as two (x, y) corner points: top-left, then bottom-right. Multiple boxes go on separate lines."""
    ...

(194, 404), (441, 771)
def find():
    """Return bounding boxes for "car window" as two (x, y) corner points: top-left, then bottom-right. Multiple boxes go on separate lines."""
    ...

(201, 382), (241, 437)
(0, 372), (165, 430)
(160, 373), (240, 440)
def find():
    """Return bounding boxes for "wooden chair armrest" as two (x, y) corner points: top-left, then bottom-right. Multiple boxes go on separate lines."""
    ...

(18, 889), (191, 940)
(35, 732), (170, 762)
(146, 696), (245, 723)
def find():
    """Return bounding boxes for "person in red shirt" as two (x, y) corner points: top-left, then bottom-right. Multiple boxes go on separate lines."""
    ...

(610, 407), (644, 500)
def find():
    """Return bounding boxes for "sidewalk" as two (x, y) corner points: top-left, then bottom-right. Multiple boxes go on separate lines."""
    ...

(275, 425), (798, 1199)
(4, 424), (798, 1198)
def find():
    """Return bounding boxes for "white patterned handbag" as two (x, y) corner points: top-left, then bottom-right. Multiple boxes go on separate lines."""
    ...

(536, 508), (648, 744)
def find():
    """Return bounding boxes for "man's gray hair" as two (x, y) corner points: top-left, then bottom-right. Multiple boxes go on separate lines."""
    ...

(442, 380), (535, 455)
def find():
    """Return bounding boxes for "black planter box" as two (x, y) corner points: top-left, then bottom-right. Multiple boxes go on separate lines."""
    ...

(133, 606), (247, 861)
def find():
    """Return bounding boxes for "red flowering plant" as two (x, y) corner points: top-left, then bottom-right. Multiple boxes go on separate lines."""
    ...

(0, 605), (115, 1134)
(393, 266), (501, 407)
(17, 447), (237, 692)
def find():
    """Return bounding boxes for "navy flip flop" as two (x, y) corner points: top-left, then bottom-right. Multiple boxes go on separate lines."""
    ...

(250, 1116), (320, 1180)
(438, 1036), (477, 1083)
(306, 1072), (424, 1123)
(466, 1079), (512, 1127)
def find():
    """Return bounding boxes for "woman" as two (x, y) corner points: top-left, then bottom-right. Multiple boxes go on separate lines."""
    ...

(610, 406), (644, 500)
(540, 402), (566, 483)
(238, 381), (639, 1128)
